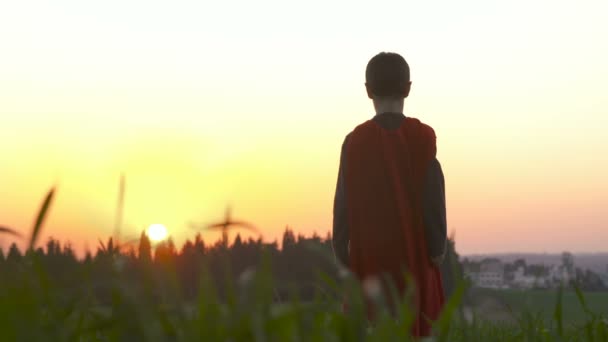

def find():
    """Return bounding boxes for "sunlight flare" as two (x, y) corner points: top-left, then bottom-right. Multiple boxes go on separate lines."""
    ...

(147, 223), (168, 242)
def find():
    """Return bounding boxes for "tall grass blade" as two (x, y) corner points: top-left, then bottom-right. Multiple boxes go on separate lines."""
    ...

(596, 318), (608, 341)
(574, 284), (593, 316)
(317, 270), (341, 299)
(28, 187), (55, 251)
(0, 226), (23, 238)
(113, 173), (125, 242)
(434, 279), (466, 341)
(553, 285), (564, 338)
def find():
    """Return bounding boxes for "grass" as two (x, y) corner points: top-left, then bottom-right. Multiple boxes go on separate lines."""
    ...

(473, 287), (608, 324)
(1, 186), (608, 341)
(2, 254), (607, 341)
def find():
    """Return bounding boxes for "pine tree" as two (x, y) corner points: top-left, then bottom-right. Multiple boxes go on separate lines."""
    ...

(155, 237), (177, 263)
(233, 233), (243, 249)
(84, 251), (93, 264)
(282, 226), (296, 250)
(46, 237), (61, 256)
(7, 243), (21, 262)
(138, 231), (152, 262)
(193, 233), (206, 255)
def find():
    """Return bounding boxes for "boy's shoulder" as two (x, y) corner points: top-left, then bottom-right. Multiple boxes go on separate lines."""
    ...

(351, 119), (375, 133)
(405, 117), (436, 136)
(416, 118), (437, 140)
(349, 116), (436, 138)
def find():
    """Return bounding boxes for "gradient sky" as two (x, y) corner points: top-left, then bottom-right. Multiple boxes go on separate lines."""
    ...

(1, 0), (607, 255)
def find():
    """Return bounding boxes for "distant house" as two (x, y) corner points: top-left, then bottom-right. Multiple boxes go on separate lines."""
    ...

(463, 261), (480, 285)
(547, 264), (572, 286)
(511, 266), (548, 289)
(601, 265), (608, 288)
(477, 259), (505, 289)
(511, 266), (536, 288)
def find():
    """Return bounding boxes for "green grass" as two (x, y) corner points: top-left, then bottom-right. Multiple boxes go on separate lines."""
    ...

(1, 186), (608, 341)
(2, 253), (607, 341)
(474, 288), (608, 324)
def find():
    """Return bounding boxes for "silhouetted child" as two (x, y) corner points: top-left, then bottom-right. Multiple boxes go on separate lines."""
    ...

(333, 52), (446, 337)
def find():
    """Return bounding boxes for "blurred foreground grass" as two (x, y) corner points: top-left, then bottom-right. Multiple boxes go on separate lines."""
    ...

(1, 187), (607, 341)
(2, 250), (608, 341)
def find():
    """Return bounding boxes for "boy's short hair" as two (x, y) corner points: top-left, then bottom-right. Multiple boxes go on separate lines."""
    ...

(365, 52), (410, 98)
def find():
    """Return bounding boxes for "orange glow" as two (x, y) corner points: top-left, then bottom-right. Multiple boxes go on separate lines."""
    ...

(1, 1), (608, 255)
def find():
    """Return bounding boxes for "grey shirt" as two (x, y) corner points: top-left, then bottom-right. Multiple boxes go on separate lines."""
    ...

(332, 112), (447, 268)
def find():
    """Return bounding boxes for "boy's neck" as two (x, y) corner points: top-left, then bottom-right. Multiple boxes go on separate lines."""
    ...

(373, 98), (404, 115)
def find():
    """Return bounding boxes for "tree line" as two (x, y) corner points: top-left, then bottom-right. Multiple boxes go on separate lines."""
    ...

(0, 227), (463, 304)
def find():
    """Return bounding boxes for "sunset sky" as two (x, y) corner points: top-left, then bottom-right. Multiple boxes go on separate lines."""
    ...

(1, 0), (607, 255)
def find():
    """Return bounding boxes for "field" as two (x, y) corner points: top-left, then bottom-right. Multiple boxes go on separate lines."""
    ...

(2, 252), (608, 341)
(469, 288), (608, 325)
(2, 189), (608, 341)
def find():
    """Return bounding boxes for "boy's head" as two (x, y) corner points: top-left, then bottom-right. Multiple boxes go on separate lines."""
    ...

(365, 52), (411, 100)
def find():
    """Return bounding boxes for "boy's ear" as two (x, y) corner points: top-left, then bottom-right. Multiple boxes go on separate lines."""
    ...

(403, 81), (412, 98)
(365, 83), (375, 99)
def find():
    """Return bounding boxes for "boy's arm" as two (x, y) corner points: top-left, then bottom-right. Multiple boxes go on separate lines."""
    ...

(423, 158), (447, 266)
(332, 136), (350, 267)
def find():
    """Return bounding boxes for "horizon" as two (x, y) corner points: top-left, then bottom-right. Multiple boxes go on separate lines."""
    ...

(1, 0), (607, 255)
(3, 227), (608, 258)
(4, 229), (608, 259)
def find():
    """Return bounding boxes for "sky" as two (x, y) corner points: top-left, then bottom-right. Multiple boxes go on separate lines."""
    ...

(1, 0), (607, 255)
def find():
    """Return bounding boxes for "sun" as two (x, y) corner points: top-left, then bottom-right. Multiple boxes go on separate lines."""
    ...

(147, 224), (168, 242)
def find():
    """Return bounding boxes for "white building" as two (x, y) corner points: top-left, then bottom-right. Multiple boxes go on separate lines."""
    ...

(511, 266), (548, 289)
(548, 264), (572, 286)
(600, 265), (608, 288)
(512, 266), (535, 288)
(600, 274), (608, 288)
(464, 269), (479, 285)
(477, 259), (505, 288)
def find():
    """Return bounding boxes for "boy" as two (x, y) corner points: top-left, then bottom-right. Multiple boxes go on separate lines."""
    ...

(333, 52), (447, 337)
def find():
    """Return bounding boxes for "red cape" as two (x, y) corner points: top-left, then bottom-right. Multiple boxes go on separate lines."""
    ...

(344, 117), (445, 336)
